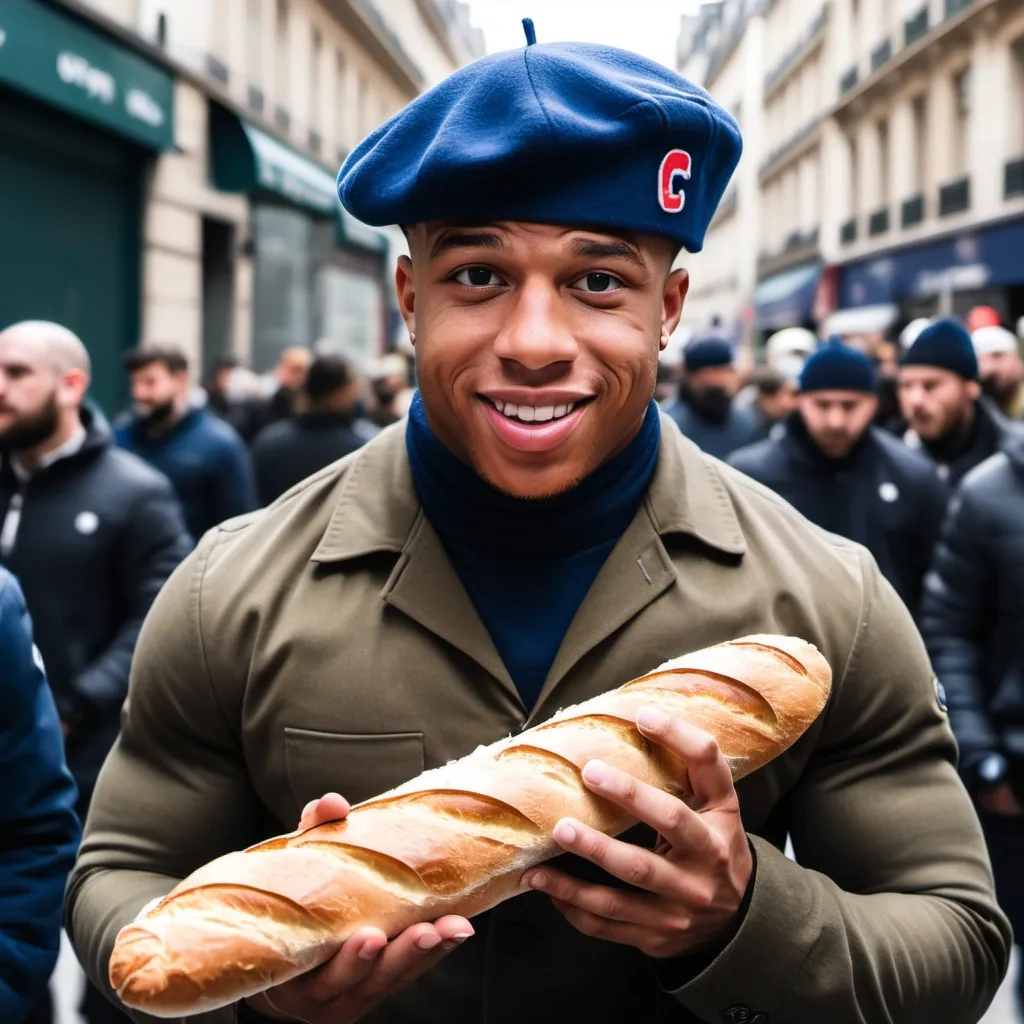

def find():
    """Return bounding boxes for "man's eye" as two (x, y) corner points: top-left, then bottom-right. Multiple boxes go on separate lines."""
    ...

(453, 266), (503, 287)
(572, 272), (624, 293)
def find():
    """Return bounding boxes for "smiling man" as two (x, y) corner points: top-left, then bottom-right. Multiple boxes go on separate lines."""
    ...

(67, 27), (1008, 1024)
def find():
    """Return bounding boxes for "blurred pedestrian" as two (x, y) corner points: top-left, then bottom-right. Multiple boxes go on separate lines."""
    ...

(898, 317), (1020, 487)
(258, 346), (313, 431)
(730, 340), (947, 619)
(748, 365), (798, 441)
(368, 352), (412, 428)
(204, 355), (265, 442)
(764, 326), (816, 379)
(662, 337), (762, 459)
(116, 344), (257, 541)
(0, 567), (80, 1024)
(921, 437), (1024, 1015)
(0, 321), (190, 1024)
(252, 354), (376, 505)
(972, 325), (1024, 420)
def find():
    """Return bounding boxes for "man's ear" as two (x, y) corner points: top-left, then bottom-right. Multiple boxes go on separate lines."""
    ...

(661, 268), (689, 350)
(396, 255), (416, 342)
(967, 379), (982, 401)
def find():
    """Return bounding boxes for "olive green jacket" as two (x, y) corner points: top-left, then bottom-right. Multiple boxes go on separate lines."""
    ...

(66, 415), (1011, 1024)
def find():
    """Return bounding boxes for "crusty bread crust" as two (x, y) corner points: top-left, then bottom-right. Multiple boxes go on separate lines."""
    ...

(110, 634), (831, 1016)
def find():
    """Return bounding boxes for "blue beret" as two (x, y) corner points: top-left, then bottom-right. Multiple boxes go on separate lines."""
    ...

(799, 337), (877, 394)
(337, 36), (742, 253)
(684, 338), (733, 372)
(901, 317), (978, 380)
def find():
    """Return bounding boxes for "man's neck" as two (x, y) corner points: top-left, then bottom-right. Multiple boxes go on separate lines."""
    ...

(143, 399), (190, 437)
(14, 417), (86, 473)
(923, 402), (976, 463)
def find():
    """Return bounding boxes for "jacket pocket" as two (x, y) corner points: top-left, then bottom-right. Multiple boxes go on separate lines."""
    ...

(283, 727), (425, 811)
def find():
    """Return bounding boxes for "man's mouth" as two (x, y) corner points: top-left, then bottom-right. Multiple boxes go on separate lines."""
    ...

(478, 395), (595, 453)
(489, 398), (586, 424)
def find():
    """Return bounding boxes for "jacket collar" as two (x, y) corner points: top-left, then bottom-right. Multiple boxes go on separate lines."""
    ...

(311, 410), (747, 564)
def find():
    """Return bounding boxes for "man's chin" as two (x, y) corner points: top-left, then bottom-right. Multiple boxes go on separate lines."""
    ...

(473, 458), (586, 501)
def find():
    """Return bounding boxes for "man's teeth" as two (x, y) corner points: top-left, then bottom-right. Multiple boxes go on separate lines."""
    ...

(492, 400), (576, 423)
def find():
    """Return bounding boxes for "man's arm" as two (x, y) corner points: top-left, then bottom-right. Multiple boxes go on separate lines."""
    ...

(0, 575), (80, 1020)
(919, 487), (999, 786)
(665, 552), (1010, 1023)
(58, 480), (193, 731)
(65, 532), (263, 1024)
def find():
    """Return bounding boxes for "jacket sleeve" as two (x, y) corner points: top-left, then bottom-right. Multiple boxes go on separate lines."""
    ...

(907, 468), (950, 622)
(919, 485), (999, 783)
(0, 576), (80, 1021)
(64, 478), (193, 721)
(666, 551), (1011, 1024)
(212, 436), (258, 526)
(65, 531), (263, 1024)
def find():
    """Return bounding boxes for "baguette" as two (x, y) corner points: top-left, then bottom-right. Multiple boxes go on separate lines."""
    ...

(110, 634), (831, 1016)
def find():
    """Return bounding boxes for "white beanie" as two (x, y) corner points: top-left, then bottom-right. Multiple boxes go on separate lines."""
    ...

(899, 318), (931, 350)
(972, 325), (1018, 357)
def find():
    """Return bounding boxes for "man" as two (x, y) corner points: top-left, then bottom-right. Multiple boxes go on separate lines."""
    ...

(0, 321), (191, 1023)
(205, 356), (265, 442)
(68, 35), (1009, 1024)
(973, 324), (1024, 420)
(662, 337), (762, 460)
(252, 354), (374, 505)
(730, 340), (948, 619)
(748, 366), (797, 441)
(368, 352), (412, 428)
(0, 568), (80, 1024)
(258, 347), (313, 431)
(921, 435), (1024, 1014)
(898, 317), (1019, 487)
(115, 344), (257, 541)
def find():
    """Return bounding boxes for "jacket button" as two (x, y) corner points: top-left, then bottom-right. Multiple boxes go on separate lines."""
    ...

(495, 921), (537, 954)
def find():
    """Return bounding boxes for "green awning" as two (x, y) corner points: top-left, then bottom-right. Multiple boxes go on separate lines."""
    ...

(0, 0), (174, 150)
(211, 104), (387, 253)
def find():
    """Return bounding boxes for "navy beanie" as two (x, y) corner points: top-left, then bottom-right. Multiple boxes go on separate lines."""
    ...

(901, 317), (978, 380)
(684, 338), (733, 372)
(337, 33), (742, 253)
(799, 338), (877, 394)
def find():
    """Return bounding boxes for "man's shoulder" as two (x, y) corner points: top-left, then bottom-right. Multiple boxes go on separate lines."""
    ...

(726, 436), (782, 477)
(870, 428), (940, 482)
(89, 445), (178, 504)
(251, 419), (297, 454)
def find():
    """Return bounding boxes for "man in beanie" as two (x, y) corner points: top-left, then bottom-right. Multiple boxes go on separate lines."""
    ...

(69, 21), (1008, 1024)
(730, 340), (947, 619)
(899, 317), (1020, 487)
(662, 337), (761, 460)
(973, 325), (1024, 420)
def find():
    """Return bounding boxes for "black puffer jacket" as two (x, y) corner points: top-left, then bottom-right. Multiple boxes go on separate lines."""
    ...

(729, 414), (949, 619)
(920, 432), (1024, 794)
(0, 409), (192, 789)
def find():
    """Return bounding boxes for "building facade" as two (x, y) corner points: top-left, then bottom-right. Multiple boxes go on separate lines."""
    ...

(678, 0), (1024, 348)
(0, 0), (481, 414)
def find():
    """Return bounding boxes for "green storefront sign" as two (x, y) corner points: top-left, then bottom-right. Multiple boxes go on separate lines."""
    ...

(0, 0), (174, 150)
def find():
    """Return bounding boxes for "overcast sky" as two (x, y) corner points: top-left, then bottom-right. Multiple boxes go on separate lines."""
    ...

(464, 0), (700, 70)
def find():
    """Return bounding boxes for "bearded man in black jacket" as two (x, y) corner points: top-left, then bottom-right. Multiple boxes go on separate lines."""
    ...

(0, 320), (191, 1024)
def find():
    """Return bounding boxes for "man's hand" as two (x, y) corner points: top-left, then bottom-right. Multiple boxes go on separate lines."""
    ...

(522, 707), (752, 959)
(978, 783), (1024, 817)
(244, 792), (474, 1023)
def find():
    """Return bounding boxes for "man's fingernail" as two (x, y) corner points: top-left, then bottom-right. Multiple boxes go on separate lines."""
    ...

(441, 933), (472, 952)
(637, 706), (670, 732)
(358, 940), (383, 960)
(527, 871), (548, 889)
(553, 821), (577, 844)
(416, 933), (442, 951)
(451, 931), (473, 942)
(582, 760), (609, 786)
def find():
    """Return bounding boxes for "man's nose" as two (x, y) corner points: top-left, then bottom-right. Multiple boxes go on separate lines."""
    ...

(492, 277), (578, 371)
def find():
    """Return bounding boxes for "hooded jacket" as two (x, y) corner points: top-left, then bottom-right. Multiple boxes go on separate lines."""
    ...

(920, 431), (1024, 795)
(0, 409), (192, 787)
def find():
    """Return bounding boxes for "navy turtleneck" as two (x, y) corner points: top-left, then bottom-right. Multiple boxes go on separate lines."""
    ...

(406, 393), (661, 710)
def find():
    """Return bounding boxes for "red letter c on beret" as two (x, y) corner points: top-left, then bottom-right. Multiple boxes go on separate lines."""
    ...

(659, 149), (692, 213)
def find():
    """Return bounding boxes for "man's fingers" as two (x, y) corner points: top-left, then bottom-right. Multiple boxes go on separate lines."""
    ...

(635, 708), (736, 810)
(579, 758), (710, 852)
(523, 866), (666, 926)
(548, 897), (677, 957)
(303, 927), (388, 1002)
(298, 792), (351, 831)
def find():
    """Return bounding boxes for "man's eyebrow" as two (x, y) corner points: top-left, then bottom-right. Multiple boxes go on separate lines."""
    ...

(570, 237), (647, 270)
(429, 232), (504, 258)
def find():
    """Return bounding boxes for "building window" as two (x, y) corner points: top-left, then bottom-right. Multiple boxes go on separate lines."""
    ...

(911, 93), (928, 192)
(275, 0), (290, 114)
(951, 66), (971, 175)
(246, 0), (262, 87)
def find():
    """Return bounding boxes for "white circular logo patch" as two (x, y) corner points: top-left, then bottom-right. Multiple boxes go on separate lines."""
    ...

(75, 511), (99, 535)
(878, 482), (899, 503)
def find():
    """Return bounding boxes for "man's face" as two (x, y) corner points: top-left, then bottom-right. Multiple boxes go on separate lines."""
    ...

(0, 332), (81, 450)
(757, 381), (797, 424)
(898, 366), (978, 441)
(397, 221), (686, 498)
(978, 350), (1024, 402)
(130, 363), (188, 420)
(798, 391), (878, 459)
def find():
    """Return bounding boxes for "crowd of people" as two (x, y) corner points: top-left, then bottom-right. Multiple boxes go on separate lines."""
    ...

(0, 321), (414, 1023)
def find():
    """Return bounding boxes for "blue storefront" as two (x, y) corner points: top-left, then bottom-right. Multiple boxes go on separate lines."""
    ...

(837, 215), (1024, 328)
